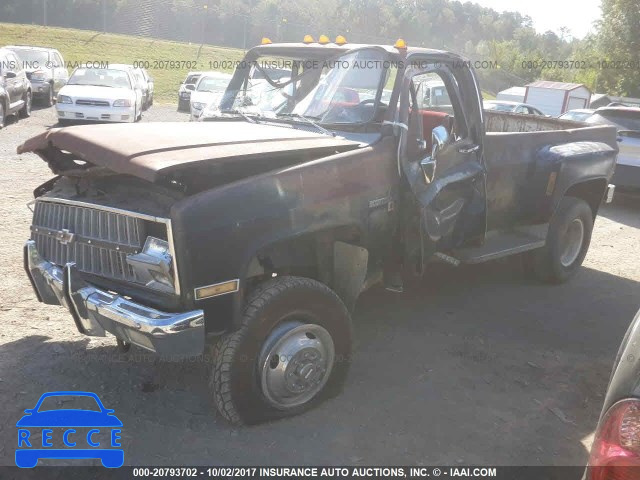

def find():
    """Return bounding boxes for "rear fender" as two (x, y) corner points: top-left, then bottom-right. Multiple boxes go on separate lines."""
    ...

(536, 141), (617, 223)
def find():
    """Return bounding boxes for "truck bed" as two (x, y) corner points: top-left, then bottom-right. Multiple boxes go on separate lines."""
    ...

(485, 111), (586, 133)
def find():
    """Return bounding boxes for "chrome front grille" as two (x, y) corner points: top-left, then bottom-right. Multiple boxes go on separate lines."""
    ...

(76, 99), (110, 107)
(31, 200), (146, 283)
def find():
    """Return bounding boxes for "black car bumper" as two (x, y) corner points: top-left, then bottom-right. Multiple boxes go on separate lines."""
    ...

(612, 163), (640, 191)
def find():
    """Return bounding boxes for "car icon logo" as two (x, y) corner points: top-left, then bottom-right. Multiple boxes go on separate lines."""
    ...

(16, 391), (124, 468)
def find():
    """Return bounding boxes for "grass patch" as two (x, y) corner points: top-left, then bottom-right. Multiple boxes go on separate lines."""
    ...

(0, 23), (244, 104)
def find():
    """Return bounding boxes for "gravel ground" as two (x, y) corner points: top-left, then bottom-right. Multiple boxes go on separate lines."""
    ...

(1, 104), (639, 467)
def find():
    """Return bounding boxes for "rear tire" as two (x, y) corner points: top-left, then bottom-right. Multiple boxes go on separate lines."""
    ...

(0, 100), (5, 129)
(209, 276), (352, 425)
(524, 197), (593, 283)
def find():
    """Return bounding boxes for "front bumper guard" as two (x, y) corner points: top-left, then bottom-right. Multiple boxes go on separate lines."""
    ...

(24, 240), (205, 356)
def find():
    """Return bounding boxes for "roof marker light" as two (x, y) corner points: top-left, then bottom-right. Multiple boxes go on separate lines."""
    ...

(335, 35), (347, 45)
(261, 37), (272, 45)
(318, 35), (330, 45)
(303, 35), (315, 44)
(394, 38), (407, 49)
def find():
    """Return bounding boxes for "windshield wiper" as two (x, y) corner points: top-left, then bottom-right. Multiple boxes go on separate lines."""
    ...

(220, 109), (258, 124)
(277, 113), (335, 137)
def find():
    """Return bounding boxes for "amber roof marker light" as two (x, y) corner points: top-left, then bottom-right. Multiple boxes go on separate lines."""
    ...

(303, 35), (315, 44)
(318, 35), (330, 45)
(261, 37), (272, 45)
(335, 35), (347, 45)
(394, 38), (407, 50)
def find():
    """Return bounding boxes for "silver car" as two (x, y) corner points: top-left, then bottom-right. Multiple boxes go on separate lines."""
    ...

(6, 45), (68, 107)
(586, 107), (640, 190)
(484, 100), (545, 116)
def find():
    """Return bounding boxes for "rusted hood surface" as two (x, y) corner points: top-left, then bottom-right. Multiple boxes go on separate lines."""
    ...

(17, 122), (361, 182)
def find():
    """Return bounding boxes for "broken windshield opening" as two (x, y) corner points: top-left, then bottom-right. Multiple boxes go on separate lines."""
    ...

(217, 48), (390, 126)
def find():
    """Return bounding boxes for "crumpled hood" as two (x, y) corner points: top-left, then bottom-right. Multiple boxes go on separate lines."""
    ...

(17, 122), (362, 182)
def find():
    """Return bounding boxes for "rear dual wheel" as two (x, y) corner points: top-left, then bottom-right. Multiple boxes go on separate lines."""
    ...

(208, 276), (352, 425)
(525, 197), (594, 283)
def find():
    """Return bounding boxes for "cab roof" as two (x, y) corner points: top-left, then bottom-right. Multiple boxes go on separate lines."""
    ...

(249, 42), (460, 61)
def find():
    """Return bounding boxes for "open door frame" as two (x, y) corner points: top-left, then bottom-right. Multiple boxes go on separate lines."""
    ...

(395, 56), (488, 268)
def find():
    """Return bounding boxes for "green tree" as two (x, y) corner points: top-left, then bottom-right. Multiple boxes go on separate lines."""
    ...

(598, 0), (640, 96)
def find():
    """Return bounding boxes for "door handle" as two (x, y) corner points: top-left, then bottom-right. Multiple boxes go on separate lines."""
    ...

(459, 145), (480, 154)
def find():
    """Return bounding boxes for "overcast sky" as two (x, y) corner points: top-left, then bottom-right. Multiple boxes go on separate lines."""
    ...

(471, 0), (602, 39)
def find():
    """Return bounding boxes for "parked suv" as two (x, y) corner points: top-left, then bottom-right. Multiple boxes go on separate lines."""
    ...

(0, 47), (32, 128)
(6, 45), (68, 107)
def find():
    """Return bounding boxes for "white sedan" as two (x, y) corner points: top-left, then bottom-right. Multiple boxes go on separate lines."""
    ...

(190, 72), (232, 121)
(56, 65), (143, 124)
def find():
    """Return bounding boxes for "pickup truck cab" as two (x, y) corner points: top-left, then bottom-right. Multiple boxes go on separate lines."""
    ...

(19, 40), (617, 425)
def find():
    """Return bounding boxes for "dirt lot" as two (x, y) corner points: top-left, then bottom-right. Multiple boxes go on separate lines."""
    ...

(1, 105), (639, 467)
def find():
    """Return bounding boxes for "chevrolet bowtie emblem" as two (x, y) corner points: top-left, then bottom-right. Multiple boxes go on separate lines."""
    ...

(55, 228), (76, 245)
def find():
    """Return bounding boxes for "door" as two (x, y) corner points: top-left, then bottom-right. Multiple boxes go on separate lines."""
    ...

(567, 96), (587, 110)
(52, 52), (68, 93)
(397, 60), (487, 260)
(5, 52), (22, 107)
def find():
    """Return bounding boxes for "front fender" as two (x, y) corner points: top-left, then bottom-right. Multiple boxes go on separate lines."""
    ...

(170, 144), (386, 331)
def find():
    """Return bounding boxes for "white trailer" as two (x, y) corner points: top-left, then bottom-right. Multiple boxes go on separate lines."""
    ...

(524, 81), (591, 117)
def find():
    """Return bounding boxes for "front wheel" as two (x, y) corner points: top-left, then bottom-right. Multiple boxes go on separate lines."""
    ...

(524, 197), (594, 283)
(19, 91), (32, 118)
(44, 85), (54, 107)
(209, 276), (352, 425)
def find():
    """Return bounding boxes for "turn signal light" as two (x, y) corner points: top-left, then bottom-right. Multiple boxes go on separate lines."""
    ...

(587, 399), (640, 480)
(261, 37), (272, 45)
(303, 35), (315, 44)
(194, 279), (240, 300)
(318, 34), (330, 45)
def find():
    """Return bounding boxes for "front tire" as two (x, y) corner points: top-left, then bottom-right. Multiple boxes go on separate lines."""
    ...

(524, 197), (594, 283)
(209, 276), (352, 425)
(19, 90), (32, 118)
(44, 85), (54, 107)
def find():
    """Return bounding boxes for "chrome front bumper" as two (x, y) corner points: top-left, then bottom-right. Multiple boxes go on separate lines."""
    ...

(24, 240), (205, 356)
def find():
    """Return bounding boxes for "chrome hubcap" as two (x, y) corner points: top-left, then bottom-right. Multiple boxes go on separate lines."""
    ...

(259, 322), (335, 409)
(560, 218), (584, 267)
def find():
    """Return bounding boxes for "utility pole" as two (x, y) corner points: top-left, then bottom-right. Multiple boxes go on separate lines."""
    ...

(43, 0), (47, 27)
(243, 16), (248, 52)
(103, 0), (107, 33)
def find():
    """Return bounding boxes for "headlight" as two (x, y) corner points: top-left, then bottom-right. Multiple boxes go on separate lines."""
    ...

(125, 237), (175, 293)
(113, 99), (132, 107)
(57, 95), (73, 104)
(192, 102), (206, 110)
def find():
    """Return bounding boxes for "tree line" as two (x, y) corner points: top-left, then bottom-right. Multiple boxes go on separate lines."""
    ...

(1, 0), (638, 96)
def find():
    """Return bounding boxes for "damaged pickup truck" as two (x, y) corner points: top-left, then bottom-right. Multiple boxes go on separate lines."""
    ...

(19, 41), (618, 424)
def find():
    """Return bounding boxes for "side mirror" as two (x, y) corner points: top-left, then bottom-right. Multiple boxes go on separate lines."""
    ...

(185, 84), (195, 91)
(420, 126), (450, 184)
(4, 71), (17, 79)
